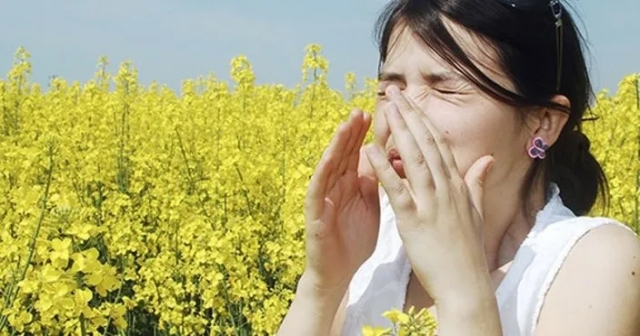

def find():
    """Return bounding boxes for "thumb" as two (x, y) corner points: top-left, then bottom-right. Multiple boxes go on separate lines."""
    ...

(463, 155), (495, 220)
(357, 145), (377, 178)
(358, 145), (382, 205)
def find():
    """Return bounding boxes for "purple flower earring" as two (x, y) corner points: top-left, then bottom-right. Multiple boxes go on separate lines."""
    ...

(528, 136), (549, 159)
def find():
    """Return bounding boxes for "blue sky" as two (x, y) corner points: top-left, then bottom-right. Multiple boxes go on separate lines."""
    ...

(1, 0), (638, 94)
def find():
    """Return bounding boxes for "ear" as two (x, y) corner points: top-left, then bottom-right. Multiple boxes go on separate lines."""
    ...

(527, 95), (571, 148)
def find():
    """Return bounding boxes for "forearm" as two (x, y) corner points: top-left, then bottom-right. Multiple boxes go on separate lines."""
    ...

(435, 280), (503, 336)
(277, 272), (346, 336)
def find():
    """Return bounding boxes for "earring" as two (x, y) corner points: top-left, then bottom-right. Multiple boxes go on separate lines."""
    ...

(528, 136), (549, 159)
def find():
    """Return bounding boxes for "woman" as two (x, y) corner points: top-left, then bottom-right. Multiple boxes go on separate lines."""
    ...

(278, 0), (640, 335)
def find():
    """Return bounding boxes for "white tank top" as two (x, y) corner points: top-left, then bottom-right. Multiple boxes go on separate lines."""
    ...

(341, 183), (634, 336)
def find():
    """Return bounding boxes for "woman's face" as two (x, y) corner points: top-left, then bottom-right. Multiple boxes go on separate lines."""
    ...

(373, 22), (533, 186)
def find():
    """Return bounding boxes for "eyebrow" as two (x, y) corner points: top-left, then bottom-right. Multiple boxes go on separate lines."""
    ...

(377, 71), (405, 83)
(378, 70), (466, 84)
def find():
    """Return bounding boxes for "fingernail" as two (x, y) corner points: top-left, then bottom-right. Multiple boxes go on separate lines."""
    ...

(487, 158), (495, 173)
(387, 85), (401, 97)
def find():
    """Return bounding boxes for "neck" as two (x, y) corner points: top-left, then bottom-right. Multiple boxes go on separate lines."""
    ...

(482, 178), (547, 272)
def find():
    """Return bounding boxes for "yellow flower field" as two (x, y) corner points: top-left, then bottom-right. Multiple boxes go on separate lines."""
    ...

(0, 45), (638, 335)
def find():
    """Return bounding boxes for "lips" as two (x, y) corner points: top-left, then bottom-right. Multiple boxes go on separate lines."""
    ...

(387, 148), (406, 179)
(388, 148), (401, 161)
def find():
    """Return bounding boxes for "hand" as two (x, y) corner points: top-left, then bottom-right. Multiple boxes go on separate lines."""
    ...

(303, 109), (381, 294)
(363, 86), (495, 301)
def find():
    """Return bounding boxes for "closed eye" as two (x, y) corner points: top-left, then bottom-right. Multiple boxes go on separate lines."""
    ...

(434, 85), (473, 95)
(435, 89), (458, 94)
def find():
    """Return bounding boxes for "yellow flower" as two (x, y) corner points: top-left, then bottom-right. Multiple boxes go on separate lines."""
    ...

(8, 311), (32, 332)
(84, 263), (120, 297)
(70, 248), (101, 274)
(362, 325), (393, 336)
(49, 237), (72, 269)
(0, 45), (635, 335)
(365, 306), (438, 336)
(383, 308), (411, 325)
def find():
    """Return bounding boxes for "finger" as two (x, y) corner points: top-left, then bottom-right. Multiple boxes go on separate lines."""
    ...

(463, 155), (494, 221)
(384, 103), (435, 198)
(357, 147), (380, 207)
(386, 86), (448, 187)
(325, 111), (361, 190)
(405, 96), (458, 179)
(364, 144), (415, 217)
(333, 110), (364, 178)
(306, 122), (352, 219)
(347, 111), (372, 172)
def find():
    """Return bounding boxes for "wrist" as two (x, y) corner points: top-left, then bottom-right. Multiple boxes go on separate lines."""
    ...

(436, 287), (497, 316)
(276, 271), (349, 336)
(435, 275), (494, 310)
(296, 270), (350, 302)
(428, 261), (493, 303)
(435, 283), (502, 335)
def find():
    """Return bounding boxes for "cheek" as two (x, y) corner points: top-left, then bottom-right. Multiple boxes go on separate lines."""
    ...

(421, 103), (493, 174)
(444, 116), (520, 177)
(439, 127), (476, 175)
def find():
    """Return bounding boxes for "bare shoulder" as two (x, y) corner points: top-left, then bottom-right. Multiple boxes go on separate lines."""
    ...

(535, 221), (640, 335)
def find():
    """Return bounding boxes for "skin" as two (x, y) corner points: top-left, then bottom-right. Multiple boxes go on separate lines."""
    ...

(277, 17), (640, 336)
(373, 22), (546, 274)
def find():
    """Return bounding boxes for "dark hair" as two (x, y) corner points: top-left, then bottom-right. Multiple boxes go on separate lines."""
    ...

(373, 0), (608, 219)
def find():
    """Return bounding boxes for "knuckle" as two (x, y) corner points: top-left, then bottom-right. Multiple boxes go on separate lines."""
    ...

(390, 181), (406, 197)
(424, 134), (437, 146)
(435, 133), (447, 145)
(457, 180), (469, 195)
(324, 158), (335, 172)
(397, 193), (414, 212)
(416, 206), (430, 219)
(412, 152), (427, 166)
